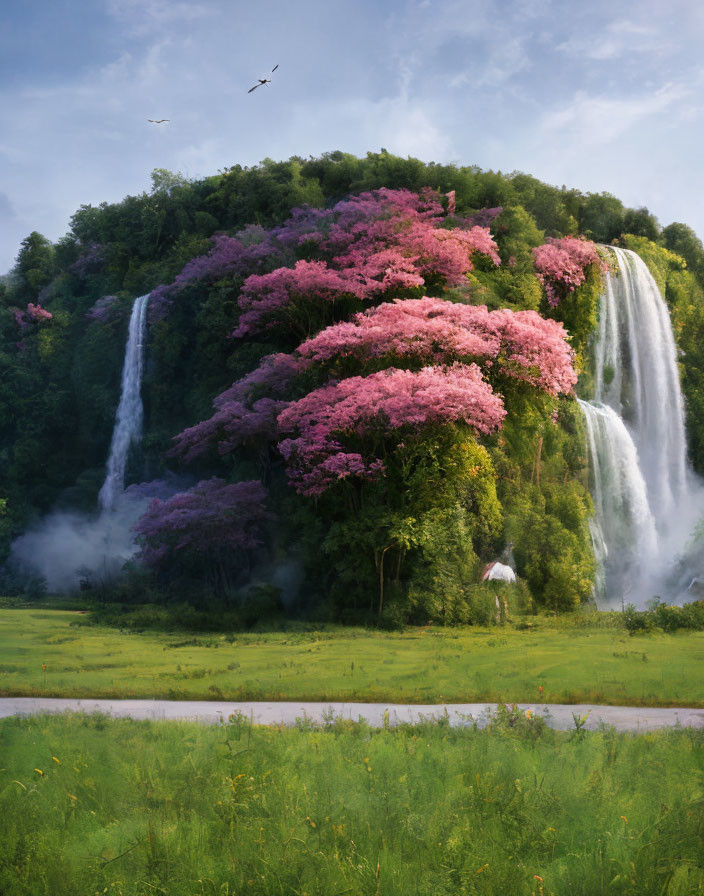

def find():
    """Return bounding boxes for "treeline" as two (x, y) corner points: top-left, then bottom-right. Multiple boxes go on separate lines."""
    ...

(7, 151), (704, 307)
(1, 150), (704, 622)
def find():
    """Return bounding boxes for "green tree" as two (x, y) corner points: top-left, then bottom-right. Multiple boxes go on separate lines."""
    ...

(661, 222), (704, 279)
(623, 207), (660, 241)
(14, 231), (55, 302)
(578, 193), (625, 243)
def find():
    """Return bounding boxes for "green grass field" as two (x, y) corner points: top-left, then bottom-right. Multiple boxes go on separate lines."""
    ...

(1, 608), (703, 706)
(1, 711), (703, 896)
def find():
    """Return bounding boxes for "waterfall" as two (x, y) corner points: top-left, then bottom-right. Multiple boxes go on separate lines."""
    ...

(595, 248), (687, 524)
(10, 292), (153, 591)
(578, 399), (659, 600)
(583, 248), (698, 604)
(98, 293), (150, 513)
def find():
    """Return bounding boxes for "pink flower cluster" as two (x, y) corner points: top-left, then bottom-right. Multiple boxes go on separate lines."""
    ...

(233, 260), (369, 338)
(215, 352), (304, 405)
(26, 303), (53, 322)
(171, 353), (304, 462)
(331, 223), (500, 287)
(232, 194), (500, 337)
(277, 364), (505, 495)
(148, 187), (501, 330)
(148, 228), (292, 322)
(533, 237), (606, 306)
(298, 297), (577, 395)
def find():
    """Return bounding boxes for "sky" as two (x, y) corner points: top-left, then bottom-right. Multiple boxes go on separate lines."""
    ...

(1, 0), (704, 273)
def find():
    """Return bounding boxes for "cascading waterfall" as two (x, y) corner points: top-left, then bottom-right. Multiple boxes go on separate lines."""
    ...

(10, 293), (152, 591)
(578, 399), (659, 599)
(583, 247), (698, 604)
(98, 293), (150, 513)
(594, 248), (687, 523)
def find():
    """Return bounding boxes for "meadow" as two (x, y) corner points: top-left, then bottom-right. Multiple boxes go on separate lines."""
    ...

(1, 710), (703, 896)
(1, 608), (704, 706)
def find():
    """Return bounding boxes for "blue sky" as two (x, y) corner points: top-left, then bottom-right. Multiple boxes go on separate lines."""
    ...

(1, 0), (703, 273)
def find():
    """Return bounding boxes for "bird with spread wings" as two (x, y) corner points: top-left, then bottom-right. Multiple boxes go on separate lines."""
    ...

(147, 119), (170, 124)
(248, 64), (279, 93)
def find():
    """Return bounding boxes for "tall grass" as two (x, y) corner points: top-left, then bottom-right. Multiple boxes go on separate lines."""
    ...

(1, 712), (703, 895)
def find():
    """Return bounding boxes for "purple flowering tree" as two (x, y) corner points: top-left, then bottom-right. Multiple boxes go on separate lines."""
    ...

(133, 478), (273, 596)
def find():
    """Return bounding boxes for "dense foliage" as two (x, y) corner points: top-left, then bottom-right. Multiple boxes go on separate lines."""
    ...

(623, 598), (704, 633)
(1, 149), (702, 622)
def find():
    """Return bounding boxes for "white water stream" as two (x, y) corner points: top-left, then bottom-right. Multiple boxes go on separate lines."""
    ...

(98, 293), (150, 512)
(582, 248), (701, 605)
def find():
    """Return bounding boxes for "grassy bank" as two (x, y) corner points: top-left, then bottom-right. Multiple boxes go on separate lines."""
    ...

(1, 608), (704, 706)
(1, 712), (703, 895)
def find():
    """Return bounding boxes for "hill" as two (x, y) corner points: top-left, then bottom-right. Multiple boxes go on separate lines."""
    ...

(2, 150), (704, 622)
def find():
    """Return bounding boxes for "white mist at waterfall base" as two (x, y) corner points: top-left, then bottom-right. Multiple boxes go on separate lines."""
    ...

(10, 501), (149, 593)
(583, 248), (704, 606)
(9, 294), (166, 592)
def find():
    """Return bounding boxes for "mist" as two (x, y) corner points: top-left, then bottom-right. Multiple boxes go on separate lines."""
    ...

(10, 494), (150, 593)
(9, 477), (187, 593)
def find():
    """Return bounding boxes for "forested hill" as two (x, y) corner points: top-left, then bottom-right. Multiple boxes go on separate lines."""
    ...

(2, 150), (704, 622)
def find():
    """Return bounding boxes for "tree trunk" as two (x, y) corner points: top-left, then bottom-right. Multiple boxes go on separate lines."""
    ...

(394, 547), (404, 584)
(378, 546), (391, 621)
(535, 435), (543, 488)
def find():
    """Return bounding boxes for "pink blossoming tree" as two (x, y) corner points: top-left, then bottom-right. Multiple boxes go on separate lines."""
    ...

(25, 303), (53, 323)
(233, 260), (369, 339)
(533, 237), (607, 306)
(277, 364), (506, 497)
(298, 297), (577, 396)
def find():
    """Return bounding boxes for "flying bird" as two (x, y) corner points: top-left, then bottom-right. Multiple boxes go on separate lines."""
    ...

(147, 119), (170, 123)
(248, 64), (279, 93)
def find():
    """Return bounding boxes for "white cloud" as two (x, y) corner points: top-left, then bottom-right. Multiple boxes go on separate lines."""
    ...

(557, 15), (672, 61)
(476, 37), (531, 87)
(539, 83), (689, 145)
(283, 93), (457, 166)
(106, 0), (215, 36)
(375, 102), (456, 160)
